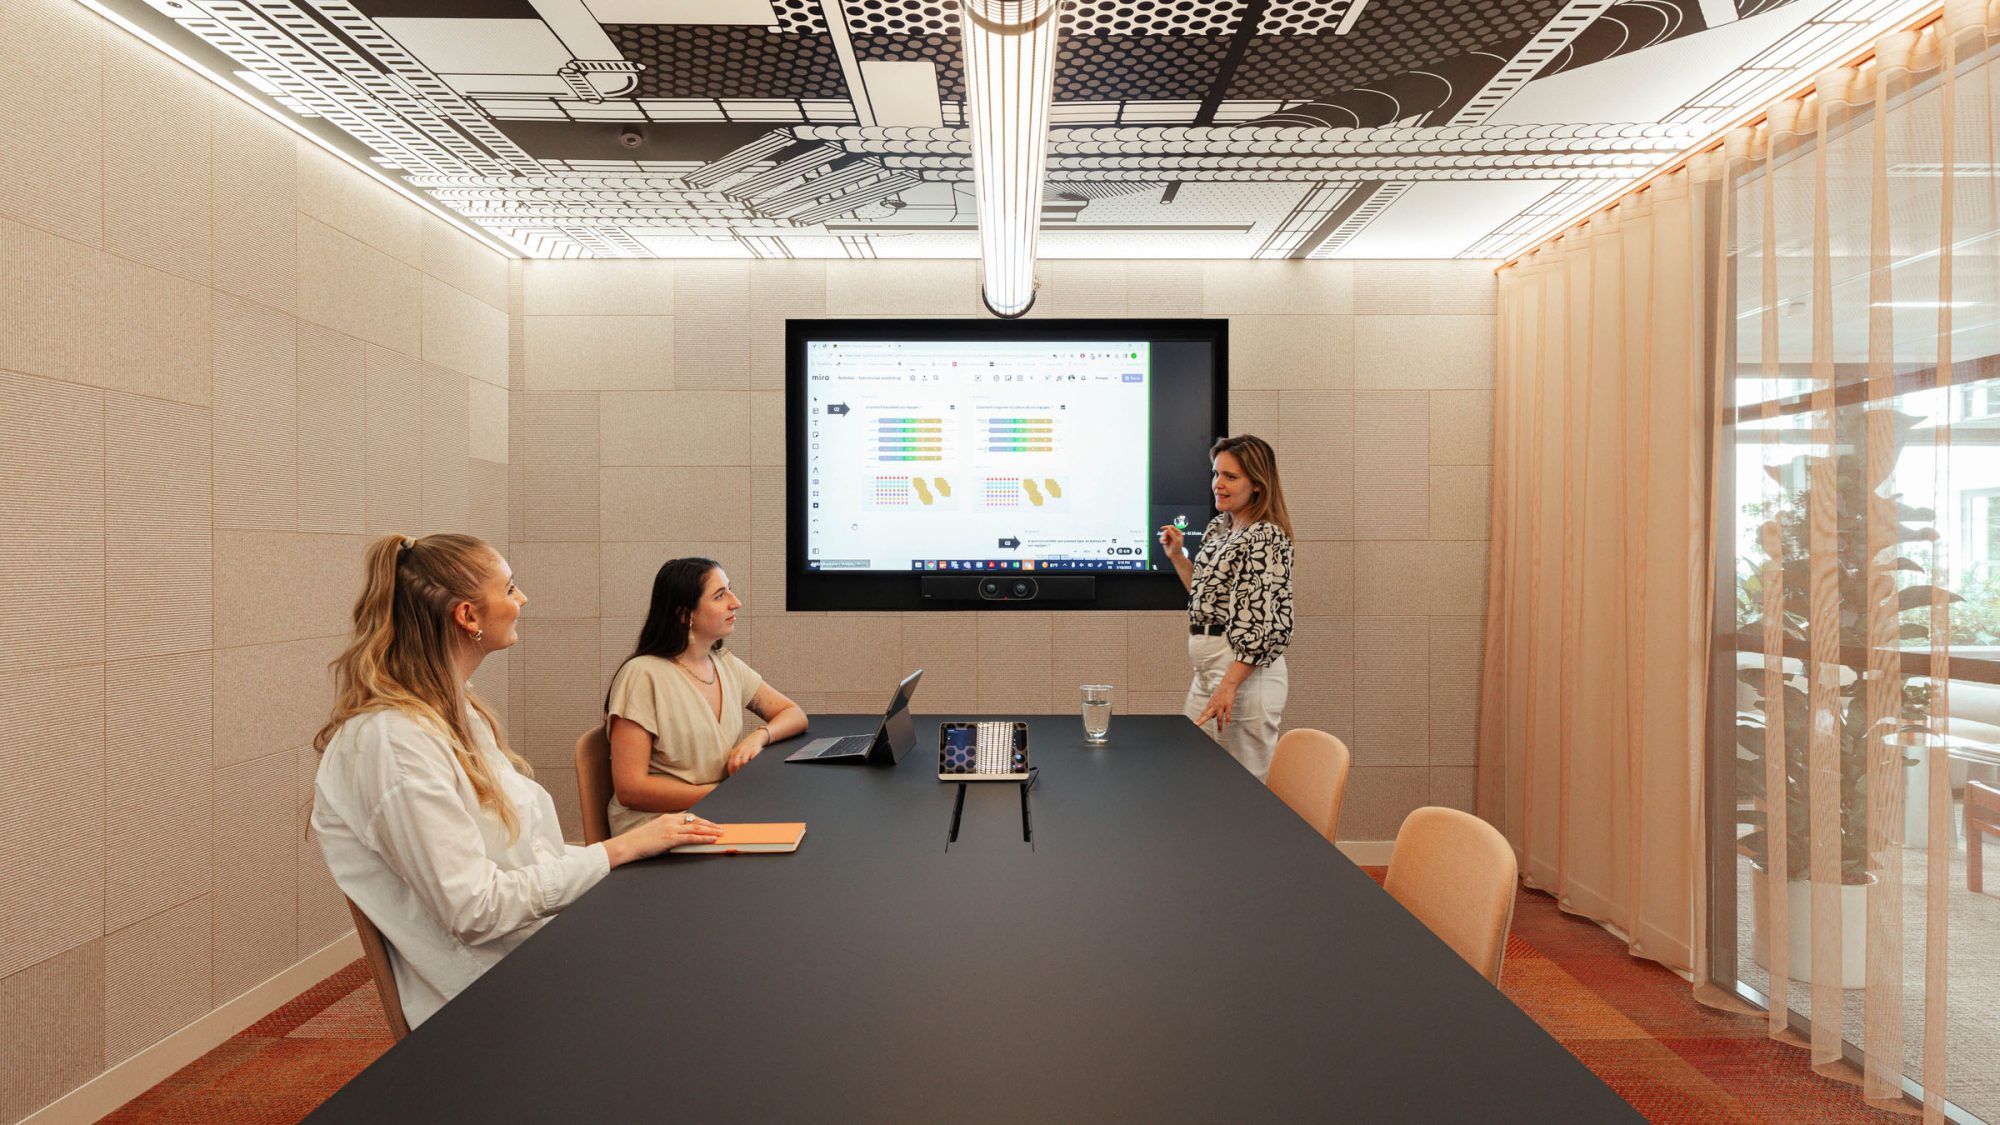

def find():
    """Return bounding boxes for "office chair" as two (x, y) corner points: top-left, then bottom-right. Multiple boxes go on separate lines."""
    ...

(1265, 728), (1351, 844)
(345, 897), (411, 1042)
(574, 724), (614, 847)
(1384, 807), (1519, 986)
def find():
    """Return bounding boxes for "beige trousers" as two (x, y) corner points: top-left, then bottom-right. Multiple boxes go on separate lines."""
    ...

(1184, 634), (1289, 781)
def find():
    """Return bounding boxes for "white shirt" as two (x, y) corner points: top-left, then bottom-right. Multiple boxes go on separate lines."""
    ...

(312, 705), (610, 1028)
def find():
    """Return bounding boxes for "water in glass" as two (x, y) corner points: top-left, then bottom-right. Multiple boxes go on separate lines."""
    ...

(1081, 684), (1113, 744)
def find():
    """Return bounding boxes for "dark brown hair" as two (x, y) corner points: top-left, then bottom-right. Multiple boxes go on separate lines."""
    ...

(605, 557), (726, 709)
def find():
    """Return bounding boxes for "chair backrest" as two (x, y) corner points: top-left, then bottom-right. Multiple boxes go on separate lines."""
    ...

(1265, 728), (1351, 843)
(1383, 806), (1519, 986)
(575, 724), (613, 846)
(1972, 777), (2000, 821)
(344, 896), (411, 1042)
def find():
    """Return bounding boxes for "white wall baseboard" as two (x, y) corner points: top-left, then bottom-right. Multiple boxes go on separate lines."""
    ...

(18, 931), (362, 1125)
(1336, 840), (1395, 866)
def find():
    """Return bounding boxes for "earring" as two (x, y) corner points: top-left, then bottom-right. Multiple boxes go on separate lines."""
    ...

(472, 628), (485, 643)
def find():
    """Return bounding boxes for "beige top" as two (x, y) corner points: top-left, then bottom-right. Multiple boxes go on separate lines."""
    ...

(604, 649), (764, 835)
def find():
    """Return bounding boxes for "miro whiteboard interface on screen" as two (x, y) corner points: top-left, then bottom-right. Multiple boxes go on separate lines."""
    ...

(804, 340), (1155, 572)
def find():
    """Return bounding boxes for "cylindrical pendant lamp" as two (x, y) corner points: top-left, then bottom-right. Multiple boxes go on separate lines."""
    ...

(960, 0), (1064, 318)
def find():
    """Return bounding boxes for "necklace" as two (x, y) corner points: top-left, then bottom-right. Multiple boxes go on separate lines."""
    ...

(672, 653), (717, 686)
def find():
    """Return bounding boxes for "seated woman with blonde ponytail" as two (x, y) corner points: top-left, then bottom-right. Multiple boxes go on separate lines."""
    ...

(311, 533), (723, 1029)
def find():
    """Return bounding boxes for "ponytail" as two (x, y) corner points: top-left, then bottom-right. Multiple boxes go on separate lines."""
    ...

(316, 533), (532, 842)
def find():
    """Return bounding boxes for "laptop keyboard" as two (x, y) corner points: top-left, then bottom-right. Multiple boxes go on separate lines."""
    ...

(815, 734), (874, 758)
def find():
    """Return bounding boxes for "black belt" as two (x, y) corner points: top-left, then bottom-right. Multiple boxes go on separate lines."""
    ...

(1189, 622), (1226, 637)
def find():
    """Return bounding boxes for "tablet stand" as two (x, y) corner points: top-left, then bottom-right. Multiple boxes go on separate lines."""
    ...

(944, 769), (1037, 851)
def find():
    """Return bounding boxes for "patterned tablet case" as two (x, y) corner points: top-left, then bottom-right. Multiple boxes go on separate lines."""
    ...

(940, 722), (1027, 774)
(942, 726), (979, 773)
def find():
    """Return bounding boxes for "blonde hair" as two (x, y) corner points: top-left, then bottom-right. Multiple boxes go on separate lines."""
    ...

(315, 533), (532, 841)
(1210, 434), (1294, 539)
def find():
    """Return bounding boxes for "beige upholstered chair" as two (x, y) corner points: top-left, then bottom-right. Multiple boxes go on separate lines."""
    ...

(574, 725), (614, 847)
(1265, 728), (1351, 843)
(1383, 807), (1519, 986)
(345, 897), (412, 1042)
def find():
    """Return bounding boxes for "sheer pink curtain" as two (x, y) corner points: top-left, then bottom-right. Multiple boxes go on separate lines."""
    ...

(1487, 3), (2000, 1117)
(1483, 160), (1719, 972)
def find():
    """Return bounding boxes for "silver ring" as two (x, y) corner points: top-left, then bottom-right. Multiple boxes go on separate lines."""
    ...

(684, 813), (695, 824)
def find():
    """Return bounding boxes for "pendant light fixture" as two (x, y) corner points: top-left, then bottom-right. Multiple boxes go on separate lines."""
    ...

(959, 0), (1064, 318)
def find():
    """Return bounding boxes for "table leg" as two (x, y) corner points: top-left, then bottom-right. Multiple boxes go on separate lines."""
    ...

(1972, 797), (1984, 894)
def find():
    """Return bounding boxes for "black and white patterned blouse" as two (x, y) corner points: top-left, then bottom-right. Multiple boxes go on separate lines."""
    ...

(1187, 513), (1295, 667)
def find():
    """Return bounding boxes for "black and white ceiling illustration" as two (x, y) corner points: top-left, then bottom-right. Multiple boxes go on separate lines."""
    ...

(112, 0), (1926, 258)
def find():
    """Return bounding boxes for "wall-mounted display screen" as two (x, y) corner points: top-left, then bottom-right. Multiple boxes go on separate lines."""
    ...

(787, 319), (1227, 612)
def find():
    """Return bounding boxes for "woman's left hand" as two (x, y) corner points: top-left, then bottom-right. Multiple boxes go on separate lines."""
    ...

(725, 732), (767, 776)
(1195, 680), (1238, 729)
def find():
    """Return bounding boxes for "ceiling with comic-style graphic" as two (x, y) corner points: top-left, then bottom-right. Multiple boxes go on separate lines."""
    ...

(107, 0), (1929, 258)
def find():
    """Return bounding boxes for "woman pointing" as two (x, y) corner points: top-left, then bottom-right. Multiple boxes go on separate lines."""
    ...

(1158, 434), (1296, 780)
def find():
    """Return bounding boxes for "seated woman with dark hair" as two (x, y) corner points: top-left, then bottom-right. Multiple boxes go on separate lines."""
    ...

(603, 557), (808, 834)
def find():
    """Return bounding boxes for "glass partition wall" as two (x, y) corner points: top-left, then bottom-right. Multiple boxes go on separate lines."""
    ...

(1712, 21), (2000, 1122)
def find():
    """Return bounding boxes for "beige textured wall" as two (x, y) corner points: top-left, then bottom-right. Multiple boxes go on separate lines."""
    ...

(0, 0), (510, 1118)
(510, 258), (1495, 846)
(0, 6), (1492, 1119)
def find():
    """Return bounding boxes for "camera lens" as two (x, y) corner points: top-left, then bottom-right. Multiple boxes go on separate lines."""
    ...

(1011, 580), (1032, 598)
(979, 579), (1001, 598)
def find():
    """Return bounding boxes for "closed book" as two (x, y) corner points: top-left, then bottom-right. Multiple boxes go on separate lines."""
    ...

(671, 822), (807, 854)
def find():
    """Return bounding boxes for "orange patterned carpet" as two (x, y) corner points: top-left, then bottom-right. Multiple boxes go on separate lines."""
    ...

(103, 877), (1914, 1124)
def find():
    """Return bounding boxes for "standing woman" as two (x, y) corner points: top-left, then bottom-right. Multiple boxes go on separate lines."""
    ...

(312, 533), (722, 1029)
(1158, 435), (1296, 780)
(603, 557), (808, 835)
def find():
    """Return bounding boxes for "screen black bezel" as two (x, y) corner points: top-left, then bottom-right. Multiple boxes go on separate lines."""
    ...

(785, 318), (1228, 612)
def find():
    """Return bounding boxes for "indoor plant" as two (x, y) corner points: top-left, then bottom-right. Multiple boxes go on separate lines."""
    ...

(1733, 407), (1949, 987)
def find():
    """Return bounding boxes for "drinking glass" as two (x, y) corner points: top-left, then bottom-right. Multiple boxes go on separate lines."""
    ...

(1081, 684), (1114, 745)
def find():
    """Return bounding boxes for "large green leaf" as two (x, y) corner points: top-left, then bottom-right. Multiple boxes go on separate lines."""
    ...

(1897, 585), (1965, 613)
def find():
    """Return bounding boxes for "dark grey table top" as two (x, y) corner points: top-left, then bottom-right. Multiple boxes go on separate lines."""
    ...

(309, 714), (1638, 1123)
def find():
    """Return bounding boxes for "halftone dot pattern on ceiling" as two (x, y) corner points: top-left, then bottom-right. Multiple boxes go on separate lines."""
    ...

(1259, 0), (1357, 35)
(1054, 36), (1230, 102)
(854, 29), (1233, 105)
(773, 0), (1247, 37)
(1063, 0), (1244, 36)
(772, 0), (828, 32)
(609, 25), (848, 100)
(1226, 0), (1562, 99)
(845, 0), (956, 35)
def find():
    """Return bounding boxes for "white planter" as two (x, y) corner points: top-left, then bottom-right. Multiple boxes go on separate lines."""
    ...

(1749, 869), (1871, 990)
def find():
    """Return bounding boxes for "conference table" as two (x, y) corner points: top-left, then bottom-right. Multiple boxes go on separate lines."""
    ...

(309, 714), (1638, 1123)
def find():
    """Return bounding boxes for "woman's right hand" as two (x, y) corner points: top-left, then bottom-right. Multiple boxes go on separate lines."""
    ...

(1158, 524), (1184, 556)
(604, 812), (724, 867)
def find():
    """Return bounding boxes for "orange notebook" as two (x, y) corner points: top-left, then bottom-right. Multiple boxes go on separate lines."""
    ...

(671, 822), (807, 855)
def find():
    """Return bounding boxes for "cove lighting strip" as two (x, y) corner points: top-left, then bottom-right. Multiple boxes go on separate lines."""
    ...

(70, 0), (526, 260)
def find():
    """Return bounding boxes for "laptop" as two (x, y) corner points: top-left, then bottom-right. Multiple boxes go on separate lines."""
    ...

(784, 669), (923, 765)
